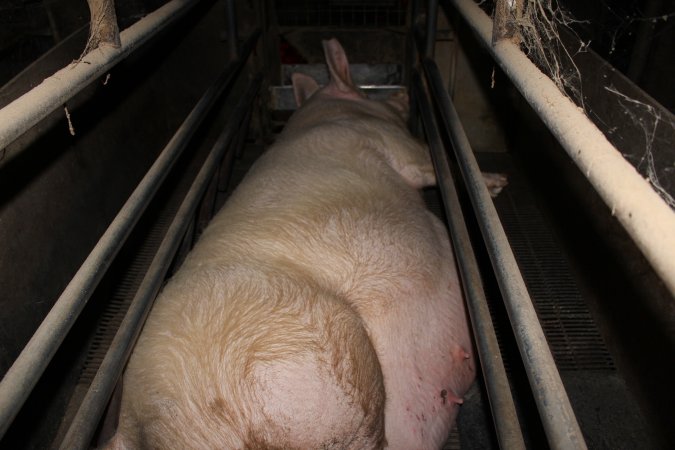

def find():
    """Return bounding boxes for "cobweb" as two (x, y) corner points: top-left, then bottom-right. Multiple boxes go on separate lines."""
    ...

(605, 85), (675, 209)
(482, 0), (675, 209)
(515, 0), (589, 109)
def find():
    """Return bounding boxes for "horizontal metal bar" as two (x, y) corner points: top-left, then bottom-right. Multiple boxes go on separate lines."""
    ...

(269, 85), (406, 111)
(411, 71), (526, 450)
(447, 0), (675, 297)
(59, 74), (263, 450)
(0, 0), (202, 164)
(281, 64), (402, 86)
(420, 56), (586, 449)
(0, 31), (260, 439)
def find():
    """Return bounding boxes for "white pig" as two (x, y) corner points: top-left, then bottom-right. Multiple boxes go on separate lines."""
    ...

(104, 39), (476, 450)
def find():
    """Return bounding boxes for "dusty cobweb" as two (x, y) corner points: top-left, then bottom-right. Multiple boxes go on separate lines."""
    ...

(605, 85), (675, 209)
(493, 0), (675, 209)
(514, 0), (589, 108)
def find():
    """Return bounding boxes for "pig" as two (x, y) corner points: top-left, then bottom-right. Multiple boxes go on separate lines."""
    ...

(104, 39), (479, 449)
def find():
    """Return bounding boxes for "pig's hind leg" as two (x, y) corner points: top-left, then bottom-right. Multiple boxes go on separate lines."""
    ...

(245, 288), (387, 450)
(107, 269), (386, 450)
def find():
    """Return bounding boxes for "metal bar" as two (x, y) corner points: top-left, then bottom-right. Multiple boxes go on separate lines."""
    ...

(409, 0), (421, 64)
(447, 0), (675, 297)
(197, 168), (221, 235)
(492, 0), (523, 44)
(0, 0), (204, 165)
(425, 0), (439, 58)
(0, 31), (260, 439)
(233, 100), (253, 159)
(225, 0), (238, 59)
(411, 71), (526, 450)
(420, 57), (587, 449)
(406, 0), (421, 136)
(59, 74), (263, 450)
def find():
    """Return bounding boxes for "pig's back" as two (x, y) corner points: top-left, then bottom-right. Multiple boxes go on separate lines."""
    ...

(194, 110), (473, 448)
(186, 105), (433, 285)
(115, 96), (474, 449)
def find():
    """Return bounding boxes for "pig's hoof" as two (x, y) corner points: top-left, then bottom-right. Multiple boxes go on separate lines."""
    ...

(482, 172), (508, 197)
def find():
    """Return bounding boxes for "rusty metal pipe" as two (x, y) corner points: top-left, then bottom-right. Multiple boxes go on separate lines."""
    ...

(412, 70), (526, 450)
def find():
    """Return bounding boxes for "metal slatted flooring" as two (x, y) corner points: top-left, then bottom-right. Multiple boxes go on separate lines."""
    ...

(489, 162), (615, 373)
(76, 212), (173, 385)
(447, 152), (655, 449)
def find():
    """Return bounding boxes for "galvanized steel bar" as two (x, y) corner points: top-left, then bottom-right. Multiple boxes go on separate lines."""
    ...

(0, 0), (203, 164)
(411, 71), (526, 450)
(59, 74), (263, 450)
(420, 57), (587, 449)
(0, 31), (260, 439)
(447, 0), (675, 298)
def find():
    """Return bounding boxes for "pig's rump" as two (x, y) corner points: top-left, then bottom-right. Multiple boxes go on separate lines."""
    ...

(116, 265), (386, 449)
(111, 94), (475, 449)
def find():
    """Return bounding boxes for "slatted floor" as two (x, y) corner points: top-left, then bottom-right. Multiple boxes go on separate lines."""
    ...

(447, 152), (654, 449)
(490, 170), (615, 372)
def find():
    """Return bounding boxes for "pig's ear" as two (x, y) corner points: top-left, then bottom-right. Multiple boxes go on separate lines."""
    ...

(322, 38), (355, 93)
(292, 72), (320, 107)
(386, 91), (410, 121)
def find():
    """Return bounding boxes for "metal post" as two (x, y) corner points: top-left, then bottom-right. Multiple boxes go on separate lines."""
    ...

(492, 0), (524, 45)
(58, 74), (263, 450)
(405, 0), (421, 86)
(425, 0), (439, 58)
(412, 71), (526, 450)
(225, 0), (238, 60)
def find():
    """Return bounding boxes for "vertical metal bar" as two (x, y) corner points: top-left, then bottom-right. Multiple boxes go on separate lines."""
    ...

(212, 99), (254, 214)
(234, 102), (253, 159)
(196, 171), (220, 235)
(225, 0), (238, 59)
(406, 0), (421, 136)
(172, 217), (196, 273)
(492, 0), (524, 45)
(218, 139), (238, 192)
(412, 71), (526, 450)
(425, 0), (439, 58)
(419, 58), (587, 450)
(0, 30), (260, 440)
(404, 0), (419, 87)
(411, 0), (421, 30)
(58, 74), (263, 450)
